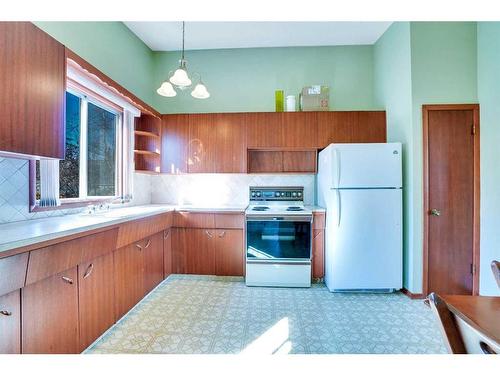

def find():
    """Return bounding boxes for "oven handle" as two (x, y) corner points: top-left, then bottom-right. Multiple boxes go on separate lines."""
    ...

(246, 260), (311, 266)
(246, 215), (312, 222)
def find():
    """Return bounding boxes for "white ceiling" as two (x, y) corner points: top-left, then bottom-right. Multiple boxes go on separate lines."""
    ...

(124, 22), (392, 51)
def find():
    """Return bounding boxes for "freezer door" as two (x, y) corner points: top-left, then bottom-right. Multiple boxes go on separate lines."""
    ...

(324, 188), (402, 291)
(331, 143), (402, 188)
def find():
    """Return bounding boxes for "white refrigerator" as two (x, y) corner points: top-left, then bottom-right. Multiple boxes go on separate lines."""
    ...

(317, 143), (403, 292)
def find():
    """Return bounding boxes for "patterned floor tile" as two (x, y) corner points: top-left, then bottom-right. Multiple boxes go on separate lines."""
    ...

(86, 275), (447, 354)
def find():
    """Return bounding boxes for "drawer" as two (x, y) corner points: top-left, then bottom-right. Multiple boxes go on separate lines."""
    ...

(26, 229), (117, 286)
(116, 212), (173, 248)
(214, 213), (245, 229)
(0, 253), (29, 296)
(173, 212), (215, 228)
(313, 212), (326, 229)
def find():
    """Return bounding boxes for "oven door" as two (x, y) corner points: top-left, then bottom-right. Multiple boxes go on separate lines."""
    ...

(246, 215), (312, 262)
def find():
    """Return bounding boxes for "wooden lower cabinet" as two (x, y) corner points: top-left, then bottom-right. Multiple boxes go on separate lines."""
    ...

(22, 267), (79, 354)
(143, 232), (164, 293)
(163, 228), (173, 278)
(0, 290), (21, 354)
(215, 229), (244, 276)
(78, 252), (115, 352)
(114, 243), (144, 320)
(186, 229), (216, 275)
(312, 229), (325, 279)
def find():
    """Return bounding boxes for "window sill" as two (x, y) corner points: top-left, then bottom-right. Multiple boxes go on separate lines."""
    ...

(30, 197), (117, 213)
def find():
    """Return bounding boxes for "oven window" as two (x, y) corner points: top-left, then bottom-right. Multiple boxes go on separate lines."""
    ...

(246, 221), (311, 260)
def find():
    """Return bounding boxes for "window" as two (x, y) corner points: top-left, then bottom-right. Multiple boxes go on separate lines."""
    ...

(36, 90), (120, 203)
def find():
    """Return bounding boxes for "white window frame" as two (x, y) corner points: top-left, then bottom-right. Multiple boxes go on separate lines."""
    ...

(63, 88), (123, 203)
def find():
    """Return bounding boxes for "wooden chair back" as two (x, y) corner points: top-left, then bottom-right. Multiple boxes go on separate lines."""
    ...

(491, 261), (500, 288)
(427, 292), (466, 354)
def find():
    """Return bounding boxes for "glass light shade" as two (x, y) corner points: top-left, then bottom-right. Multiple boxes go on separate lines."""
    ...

(191, 83), (210, 99)
(169, 68), (192, 87)
(156, 81), (177, 97)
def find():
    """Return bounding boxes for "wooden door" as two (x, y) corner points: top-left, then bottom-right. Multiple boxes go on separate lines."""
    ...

(215, 229), (244, 276)
(22, 267), (79, 353)
(282, 112), (318, 147)
(424, 105), (479, 296)
(188, 114), (216, 173)
(161, 114), (189, 174)
(0, 290), (21, 354)
(78, 252), (115, 351)
(214, 113), (247, 173)
(163, 228), (172, 278)
(0, 22), (66, 159)
(185, 229), (216, 275)
(114, 243), (144, 320)
(143, 232), (164, 293)
(246, 112), (284, 148)
(312, 230), (325, 279)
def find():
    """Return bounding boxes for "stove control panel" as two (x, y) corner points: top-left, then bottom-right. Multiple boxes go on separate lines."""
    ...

(249, 187), (304, 202)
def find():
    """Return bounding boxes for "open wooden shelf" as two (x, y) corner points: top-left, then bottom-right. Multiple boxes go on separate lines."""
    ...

(134, 150), (160, 156)
(134, 130), (160, 138)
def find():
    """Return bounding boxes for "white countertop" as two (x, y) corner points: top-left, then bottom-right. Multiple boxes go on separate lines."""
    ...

(0, 204), (247, 255)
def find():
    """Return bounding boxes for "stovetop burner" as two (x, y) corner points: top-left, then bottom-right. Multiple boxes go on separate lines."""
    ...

(286, 206), (305, 212)
(252, 206), (270, 211)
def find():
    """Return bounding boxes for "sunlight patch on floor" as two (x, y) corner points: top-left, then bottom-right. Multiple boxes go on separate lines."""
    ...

(241, 317), (291, 354)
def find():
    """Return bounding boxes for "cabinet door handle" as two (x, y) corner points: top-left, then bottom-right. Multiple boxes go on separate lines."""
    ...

(135, 243), (143, 251)
(0, 310), (12, 316)
(83, 263), (94, 279)
(218, 231), (226, 238)
(61, 276), (74, 285)
(144, 239), (151, 249)
(205, 230), (213, 238)
(164, 229), (170, 239)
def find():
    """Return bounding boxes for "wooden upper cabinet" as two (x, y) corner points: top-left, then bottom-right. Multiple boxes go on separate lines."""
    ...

(161, 114), (189, 174)
(353, 111), (387, 143)
(0, 22), (66, 159)
(22, 267), (79, 354)
(0, 290), (21, 354)
(78, 252), (115, 352)
(246, 112), (284, 148)
(282, 112), (318, 148)
(214, 113), (247, 173)
(317, 111), (386, 147)
(188, 114), (216, 173)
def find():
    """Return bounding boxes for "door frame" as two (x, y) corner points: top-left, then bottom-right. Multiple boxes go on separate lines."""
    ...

(422, 104), (480, 296)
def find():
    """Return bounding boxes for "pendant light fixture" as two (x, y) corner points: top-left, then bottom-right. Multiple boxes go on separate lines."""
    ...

(157, 22), (210, 99)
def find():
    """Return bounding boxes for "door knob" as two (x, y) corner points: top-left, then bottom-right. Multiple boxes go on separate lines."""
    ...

(430, 208), (441, 216)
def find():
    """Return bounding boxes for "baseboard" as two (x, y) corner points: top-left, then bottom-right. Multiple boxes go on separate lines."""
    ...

(401, 287), (426, 299)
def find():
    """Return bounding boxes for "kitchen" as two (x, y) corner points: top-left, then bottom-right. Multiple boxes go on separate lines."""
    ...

(0, 3), (499, 369)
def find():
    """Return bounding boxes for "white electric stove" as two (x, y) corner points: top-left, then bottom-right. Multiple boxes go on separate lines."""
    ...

(245, 187), (312, 288)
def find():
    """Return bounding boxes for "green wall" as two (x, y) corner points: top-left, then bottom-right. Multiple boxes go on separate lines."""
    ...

(374, 22), (414, 291)
(153, 45), (380, 113)
(409, 22), (478, 293)
(477, 22), (500, 296)
(34, 22), (156, 108)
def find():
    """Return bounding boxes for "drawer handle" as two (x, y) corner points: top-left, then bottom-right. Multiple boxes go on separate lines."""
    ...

(218, 231), (226, 238)
(0, 310), (12, 316)
(480, 341), (497, 354)
(61, 276), (74, 285)
(164, 229), (170, 239)
(144, 239), (151, 249)
(135, 243), (143, 251)
(83, 263), (94, 279)
(205, 230), (213, 238)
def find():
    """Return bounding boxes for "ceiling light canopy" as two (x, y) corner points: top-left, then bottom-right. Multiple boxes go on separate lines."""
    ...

(157, 22), (209, 99)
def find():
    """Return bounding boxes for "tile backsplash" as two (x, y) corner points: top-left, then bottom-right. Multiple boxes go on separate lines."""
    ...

(0, 157), (152, 224)
(151, 174), (316, 206)
(0, 155), (315, 224)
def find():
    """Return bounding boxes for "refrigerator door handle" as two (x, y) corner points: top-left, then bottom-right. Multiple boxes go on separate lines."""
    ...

(332, 148), (340, 188)
(336, 189), (341, 226)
